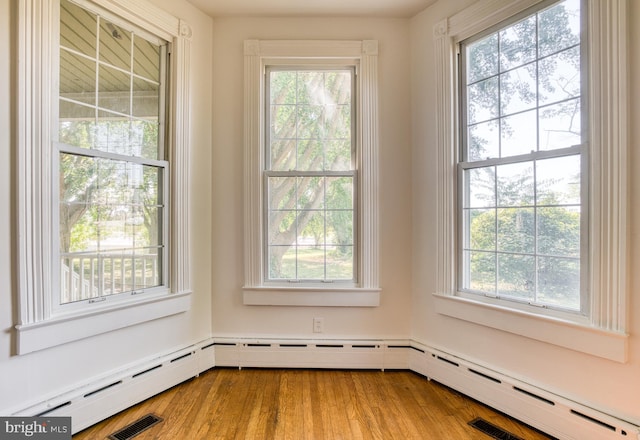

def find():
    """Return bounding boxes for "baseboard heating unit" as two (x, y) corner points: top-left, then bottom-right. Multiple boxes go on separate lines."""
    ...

(6, 339), (216, 433)
(5, 337), (638, 439)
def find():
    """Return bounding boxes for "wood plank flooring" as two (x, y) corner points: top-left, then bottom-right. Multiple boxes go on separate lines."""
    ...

(73, 368), (552, 439)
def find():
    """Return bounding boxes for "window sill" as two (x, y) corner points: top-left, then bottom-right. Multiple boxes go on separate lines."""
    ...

(432, 293), (628, 363)
(243, 286), (381, 307)
(15, 292), (192, 355)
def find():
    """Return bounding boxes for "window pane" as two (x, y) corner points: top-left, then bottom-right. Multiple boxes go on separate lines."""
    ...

(326, 210), (353, 246)
(326, 140), (352, 171)
(270, 71), (297, 105)
(326, 177), (353, 210)
(60, 50), (96, 105)
(497, 207), (534, 253)
(269, 246), (296, 279)
(497, 253), (535, 300)
(59, 105), (96, 149)
(297, 246), (325, 280)
(466, 167), (496, 208)
(538, 207), (580, 257)
(538, 46), (581, 106)
(133, 35), (161, 82)
(99, 20), (131, 71)
(467, 77), (499, 124)
(297, 139), (323, 171)
(268, 211), (296, 245)
(269, 140), (296, 171)
(468, 209), (496, 251)
(60, 0), (97, 55)
(297, 105), (324, 139)
(325, 104), (351, 140)
(132, 77), (159, 119)
(468, 120), (499, 161)
(326, 246), (354, 280)
(539, 98), (581, 150)
(99, 64), (131, 115)
(297, 176), (324, 210)
(300, 211), (325, 246)
(538, 0), (581, 57)
(325, 71), (351, 105)
(496, 162), (534, 206)
(500, 110), (537, 157)
(297, 71), (325, 105)
(466, 250), (496, 292)
(131, 119), (160, 160)
(268, 176), (296, 210)
(538, 256), (580, 308)
(499, 15), (537, 71)
(271, 105), (296, 140)
(536, 155), (581, 205)
(96, 110), (130, 155)
(466, 34), (498, 84)
(500, 63), (536, 116)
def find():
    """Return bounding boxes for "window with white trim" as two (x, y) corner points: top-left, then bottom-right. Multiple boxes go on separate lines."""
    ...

(243, 40), (380, 307)
(459, 0), (586, 313)
(16, 0), (192, 354)
(432, 0), (628, 361)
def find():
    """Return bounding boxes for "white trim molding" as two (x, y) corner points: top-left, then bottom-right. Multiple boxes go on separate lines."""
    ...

(243, 40), (380, 307)
(432, 0), (628, 360)
(16, 0), (193, 354)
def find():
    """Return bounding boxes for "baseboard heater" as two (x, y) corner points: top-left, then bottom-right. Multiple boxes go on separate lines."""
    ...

(214, 337), (639, 440)
(408, 342), (638, 440)
(7, 339), (216, 434)
(6, 337), (638, 439)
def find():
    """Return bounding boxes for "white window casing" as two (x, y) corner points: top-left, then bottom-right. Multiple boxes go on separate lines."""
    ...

(16, 0), (193, 354)
(432, 0), (628, 362)
(243, 40), (381, 307)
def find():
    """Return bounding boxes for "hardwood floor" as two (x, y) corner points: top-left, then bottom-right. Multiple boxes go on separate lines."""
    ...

(73, 368), (552, 439)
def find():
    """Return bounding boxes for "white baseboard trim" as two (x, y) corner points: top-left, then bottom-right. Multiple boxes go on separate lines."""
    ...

(213, 336), (639, 440)
(8, 339), (216, 434)
(408, 341), (639, 440)
(7, 336), (638, 439)
(212, 337), (411, 370)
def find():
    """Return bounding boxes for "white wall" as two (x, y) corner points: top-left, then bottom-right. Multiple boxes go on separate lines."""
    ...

(210, 17), (414, 340)
(410, 0), (640, 425)
(0, 0), (213, 413)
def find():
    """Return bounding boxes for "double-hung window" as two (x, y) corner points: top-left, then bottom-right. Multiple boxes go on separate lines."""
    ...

(16, 0), (192, 354)
(265, 67), (356, 283)
(243, 40), (380, 306)
(459, 0), (585, 312)
(58, 0), (168, 308)
(433, 0), (628, 361)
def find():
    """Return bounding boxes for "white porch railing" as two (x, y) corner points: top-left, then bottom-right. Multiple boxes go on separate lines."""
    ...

(61, 253), (159, 304)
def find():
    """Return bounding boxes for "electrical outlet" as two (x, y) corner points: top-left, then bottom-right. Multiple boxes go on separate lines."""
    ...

(313, 317), (324, 333)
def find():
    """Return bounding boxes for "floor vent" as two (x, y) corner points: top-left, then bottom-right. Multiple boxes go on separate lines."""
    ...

(468, 417), (523, 440)
(108, 414), (163, 440)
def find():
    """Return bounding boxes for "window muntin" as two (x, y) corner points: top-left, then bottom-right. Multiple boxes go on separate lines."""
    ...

(57, 0), (168, 305)
(459, 0), (585, 312)
(265, 67), (356, 283)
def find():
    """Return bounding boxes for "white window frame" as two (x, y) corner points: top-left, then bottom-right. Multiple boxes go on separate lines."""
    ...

(16, 0), (193, 354)
(243, 40), (381, 307)
(432, 0), (628, 362)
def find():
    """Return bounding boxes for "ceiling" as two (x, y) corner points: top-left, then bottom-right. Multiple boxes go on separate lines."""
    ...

(185, 0), (436, 18)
